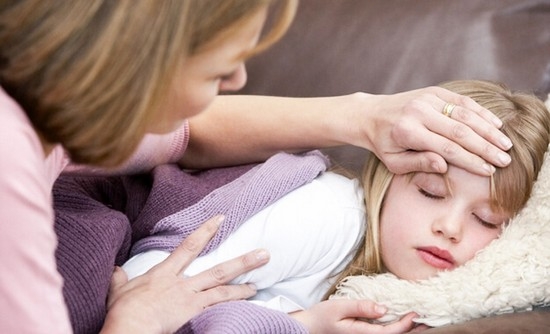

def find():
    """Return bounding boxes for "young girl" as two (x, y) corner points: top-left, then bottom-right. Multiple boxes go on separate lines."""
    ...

(325, 79), (550, 294)
(122, 80), (550, 333)
(0, 0), (513, 332)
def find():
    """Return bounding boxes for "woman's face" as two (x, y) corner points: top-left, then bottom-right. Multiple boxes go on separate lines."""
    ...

(379, 165), (510, 281)
(152, 8), (267, 133)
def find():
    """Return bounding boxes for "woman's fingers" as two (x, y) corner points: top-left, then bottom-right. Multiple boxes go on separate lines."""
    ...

(187, 248), (270, 292)
(153, 215), (225, 275)
(430, 88), (513, 165)
(435, 91), (512, 149)
(195, 283), (258, 308)
(390, 118), (502, 176)
(181, 248), (269, 310)
(151, 214), (270, 291)
(437, 90), (504, 129)
(426, 112), (510, 173)
(150, 214), (270, 305)
(384, 87), (512, 176)
(385, 117), (497, 176)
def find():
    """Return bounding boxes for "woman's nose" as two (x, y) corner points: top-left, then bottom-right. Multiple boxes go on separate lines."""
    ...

(219, 64), (247, 92)
(432, 212), (463, 243)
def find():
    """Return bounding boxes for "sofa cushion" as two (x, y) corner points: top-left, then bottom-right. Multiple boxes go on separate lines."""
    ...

(243, 0), (550, 98)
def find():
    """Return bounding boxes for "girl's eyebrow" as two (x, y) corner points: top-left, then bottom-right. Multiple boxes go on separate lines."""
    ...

(413, 172), (446, 184)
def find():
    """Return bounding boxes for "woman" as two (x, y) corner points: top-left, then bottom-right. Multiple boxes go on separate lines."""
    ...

(0, 1), (512, 333)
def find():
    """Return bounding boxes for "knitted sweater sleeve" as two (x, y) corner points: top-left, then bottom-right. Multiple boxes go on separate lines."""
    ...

(62, 121), (190, 175)
(177, 301), (308, 334)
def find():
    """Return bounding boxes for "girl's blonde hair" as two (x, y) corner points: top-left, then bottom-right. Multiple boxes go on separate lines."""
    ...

(325, 79), (550, 298)
(0, 0), (297, 166)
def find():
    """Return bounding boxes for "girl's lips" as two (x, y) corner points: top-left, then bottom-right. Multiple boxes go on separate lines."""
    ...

(416, 246), (455, 270)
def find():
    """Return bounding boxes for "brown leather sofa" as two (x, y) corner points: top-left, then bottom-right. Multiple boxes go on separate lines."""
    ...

(240, 0), (550, 332)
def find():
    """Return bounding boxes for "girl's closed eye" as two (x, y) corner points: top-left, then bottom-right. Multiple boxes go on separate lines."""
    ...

(472, 214), (499, 229)
(416, 180), (449, 200)
(412, 173), (450, 201)
(472, 210), (508, 230)
(418, 187), (445, 200)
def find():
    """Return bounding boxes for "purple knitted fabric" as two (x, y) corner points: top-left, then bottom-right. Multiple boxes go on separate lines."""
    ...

(131, 150), (329, 255)
(55, 166), (256, 333)
(54, 175), (133, 334)
(125, 163), (256, 244)
(178, 301), (308, 334)
(53, 151), (328, 333)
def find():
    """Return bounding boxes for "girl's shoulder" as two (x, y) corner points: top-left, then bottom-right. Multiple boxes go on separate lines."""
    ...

(259, 170), (365, 255)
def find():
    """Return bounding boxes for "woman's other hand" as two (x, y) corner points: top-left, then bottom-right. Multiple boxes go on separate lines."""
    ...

(354, 86), (513, 176)
(101, 215), (270, 334)
(290, 299), (418, 334)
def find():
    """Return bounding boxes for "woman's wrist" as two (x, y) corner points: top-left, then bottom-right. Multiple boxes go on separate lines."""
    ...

(324, 92), (378, 151)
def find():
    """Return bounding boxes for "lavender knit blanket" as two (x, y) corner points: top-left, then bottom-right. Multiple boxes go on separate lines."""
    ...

(54, 151), (328, 334)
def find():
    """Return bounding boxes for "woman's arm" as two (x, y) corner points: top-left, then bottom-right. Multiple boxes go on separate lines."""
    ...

(180, 89), (512, 176)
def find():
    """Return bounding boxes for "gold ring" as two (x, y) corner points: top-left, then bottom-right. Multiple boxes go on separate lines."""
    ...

(442, 103), (456, 118)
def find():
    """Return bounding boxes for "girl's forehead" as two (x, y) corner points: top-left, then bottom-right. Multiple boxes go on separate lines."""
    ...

(403, 166), (491, 198)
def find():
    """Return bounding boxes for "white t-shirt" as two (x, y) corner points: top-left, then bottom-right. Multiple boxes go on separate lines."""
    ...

(123, 172), (365, 313)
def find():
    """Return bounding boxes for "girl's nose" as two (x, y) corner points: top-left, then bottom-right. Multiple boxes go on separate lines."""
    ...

(219, 64), (247, 92)
(432, 211), (463, 243)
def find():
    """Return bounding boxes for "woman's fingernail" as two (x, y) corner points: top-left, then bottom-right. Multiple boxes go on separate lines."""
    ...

(375, 305), (387, 314)
(498, 152), (511, 165)
(482, 163), (496, 175)
(431, 161), (445, 173)
(492, 117), (503, 128)
(255, 249), (270, 261)
(500, 136), (513, 150)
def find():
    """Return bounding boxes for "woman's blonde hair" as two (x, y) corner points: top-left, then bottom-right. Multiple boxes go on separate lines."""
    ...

(325, 79), (550, 298)
(0, 0), (297, 166)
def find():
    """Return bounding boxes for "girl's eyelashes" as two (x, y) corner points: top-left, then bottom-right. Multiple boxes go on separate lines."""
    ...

(418, 187), (445, 200)
(472, 214), (499, 229)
